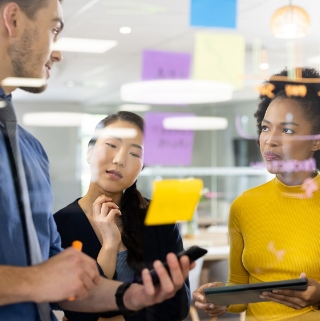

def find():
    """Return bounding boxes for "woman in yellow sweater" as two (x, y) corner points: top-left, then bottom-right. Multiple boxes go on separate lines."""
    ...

(193, 67), (320, 321)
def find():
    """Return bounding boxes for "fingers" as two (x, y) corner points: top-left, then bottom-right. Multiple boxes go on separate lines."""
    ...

(93, 195), (115, 217)
(193, 282), (225, 310)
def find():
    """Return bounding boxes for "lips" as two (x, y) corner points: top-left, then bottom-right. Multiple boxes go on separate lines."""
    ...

(264, 151), (281, 161)
(106, 170), (123, 179)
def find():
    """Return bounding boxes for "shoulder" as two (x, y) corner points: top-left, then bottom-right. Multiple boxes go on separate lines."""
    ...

(54, 199), (82, 222)
(230, 179), (275, 219)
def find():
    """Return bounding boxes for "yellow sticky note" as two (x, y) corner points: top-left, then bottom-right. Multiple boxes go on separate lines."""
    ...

(144, 179), (203, 226)
(193, 32), (245, 89)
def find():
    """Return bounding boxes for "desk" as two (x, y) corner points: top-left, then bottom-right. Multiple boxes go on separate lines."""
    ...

(183, 228), (230, 284)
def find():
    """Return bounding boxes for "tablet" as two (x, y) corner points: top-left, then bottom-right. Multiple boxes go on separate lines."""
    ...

(204, 278), (308, 306)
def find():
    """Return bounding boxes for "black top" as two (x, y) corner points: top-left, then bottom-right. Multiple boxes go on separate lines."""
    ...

(54, 199), (191, 321)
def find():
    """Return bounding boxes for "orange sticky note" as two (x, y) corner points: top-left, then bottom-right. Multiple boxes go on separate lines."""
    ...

(144, 179), (203, 226)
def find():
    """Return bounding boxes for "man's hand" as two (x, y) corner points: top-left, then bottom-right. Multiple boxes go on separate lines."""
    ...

(259, 273), (320, 310)
(123, 253), (194, 311)
(193, 282), (228, 318)
(30, 247), (100, 303)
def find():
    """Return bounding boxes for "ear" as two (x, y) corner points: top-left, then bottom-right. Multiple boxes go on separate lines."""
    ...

(3, 3), (22, 37)
(311, 139), (320, 152)
(87, 145), (93, 164)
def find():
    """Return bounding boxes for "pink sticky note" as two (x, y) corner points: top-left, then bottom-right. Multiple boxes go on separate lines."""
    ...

(144, 112), (195, 166)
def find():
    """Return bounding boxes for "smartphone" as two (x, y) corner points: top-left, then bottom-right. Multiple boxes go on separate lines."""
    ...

(135, 246), (208, 285)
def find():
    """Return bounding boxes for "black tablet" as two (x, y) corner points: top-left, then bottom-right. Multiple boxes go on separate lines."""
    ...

(204, 278), (308, 306)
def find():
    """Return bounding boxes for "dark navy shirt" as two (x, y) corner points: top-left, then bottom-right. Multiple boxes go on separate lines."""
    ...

(0, 89), (62, 320)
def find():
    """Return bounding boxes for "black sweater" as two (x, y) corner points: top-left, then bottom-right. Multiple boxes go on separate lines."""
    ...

(54, 199), (191, 321)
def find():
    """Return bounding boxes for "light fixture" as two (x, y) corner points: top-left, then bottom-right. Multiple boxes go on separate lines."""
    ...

(23, 112), (85, 127)
(119, 27), (131, 34)
(1, 77), (46, 87)
(270, 2), (310, 39)
(163, 116), (228, 130)
(118, 104), (151, 112)
(52, 37), (118, 53)
(120, 80), (233, 105)
(259, 63), (269, 70)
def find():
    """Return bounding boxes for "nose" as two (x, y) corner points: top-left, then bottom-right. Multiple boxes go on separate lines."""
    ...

(265, 130), (280, 147)
(112, 149), (126, 167)
(51, 50), (63, 63)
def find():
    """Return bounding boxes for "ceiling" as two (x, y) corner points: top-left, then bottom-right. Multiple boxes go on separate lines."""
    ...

(12, 0), (320, 109)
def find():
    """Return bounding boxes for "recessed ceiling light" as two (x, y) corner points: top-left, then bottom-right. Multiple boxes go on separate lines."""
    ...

(1, 77), (46, 87)
(163, 116), (228, 130)
(52, 37), (118, 53)
(120, 80), (233, 105)
(23, 112), (85, 127)
(119, 27), (132, 34)
(259, 63), (269, 70)
(118, 104), (151, 112)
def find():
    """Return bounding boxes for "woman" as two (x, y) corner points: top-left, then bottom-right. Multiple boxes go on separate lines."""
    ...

(54, 111), (190, 321)
(193, 67), (320, 320)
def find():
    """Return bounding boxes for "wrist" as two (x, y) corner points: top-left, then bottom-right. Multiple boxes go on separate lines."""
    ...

(115, 283), (138, 316)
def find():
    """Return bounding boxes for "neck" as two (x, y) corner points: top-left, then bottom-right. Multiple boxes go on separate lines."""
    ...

(276, 171), (317, 186)
(0, 46), (18, 95)
(79, 183), (123, 216)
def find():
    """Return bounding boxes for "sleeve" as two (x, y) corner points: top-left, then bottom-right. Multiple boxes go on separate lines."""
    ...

(226, 199), (248, 314)
(125, 224), (191, 321)
(49, 213), (63, 258)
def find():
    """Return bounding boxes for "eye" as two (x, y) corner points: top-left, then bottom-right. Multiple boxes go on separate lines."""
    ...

(283, 128), (294, 134)
(130, 152), (140, 158)
(261, 125), (269, 132)
(106, 143), (116, 148)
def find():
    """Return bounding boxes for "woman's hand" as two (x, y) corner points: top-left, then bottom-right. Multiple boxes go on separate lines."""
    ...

(193, 282), (228, 318)
(92, 195), (122, 247)
(260, 273), (320, 309)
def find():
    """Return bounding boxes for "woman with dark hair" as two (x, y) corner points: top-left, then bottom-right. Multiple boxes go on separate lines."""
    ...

(193, 67), (320, 320)
(54, 111), (190, 321)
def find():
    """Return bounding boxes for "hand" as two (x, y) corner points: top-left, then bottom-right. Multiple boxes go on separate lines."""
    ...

(93, 195), (122, 247)
(260, 273), (320, 309)
(193, 282), (228, 318)
(123, 253), (194, 311)
(30, 247), (100, 303)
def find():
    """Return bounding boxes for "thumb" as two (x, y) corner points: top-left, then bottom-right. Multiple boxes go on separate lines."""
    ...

(106, 208), (122, 222)
(300, 272), (307, 279)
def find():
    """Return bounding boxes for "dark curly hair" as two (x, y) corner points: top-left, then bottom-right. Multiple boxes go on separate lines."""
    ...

(254, 67), (320, 169)
(88, 111), (148, 273)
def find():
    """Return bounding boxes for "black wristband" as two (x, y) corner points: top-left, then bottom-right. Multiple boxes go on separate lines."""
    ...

(115, 282), (137, 316)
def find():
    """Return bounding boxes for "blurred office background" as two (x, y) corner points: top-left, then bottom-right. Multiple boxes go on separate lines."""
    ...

(12, 1), (320, 319)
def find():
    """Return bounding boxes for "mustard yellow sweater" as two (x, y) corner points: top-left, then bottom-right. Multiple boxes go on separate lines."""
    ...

(227, 174), (320, 320)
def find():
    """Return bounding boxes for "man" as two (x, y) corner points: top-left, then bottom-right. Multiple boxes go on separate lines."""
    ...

(0, 0), (193, 320)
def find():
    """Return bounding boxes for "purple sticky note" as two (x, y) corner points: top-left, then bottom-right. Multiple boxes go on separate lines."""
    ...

(144, 112), (195, 166)
(142, 50), (192, 80)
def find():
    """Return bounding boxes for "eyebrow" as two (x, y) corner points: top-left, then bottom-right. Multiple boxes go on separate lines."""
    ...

(52, 18), (64, 32)
(262, 119), (299, 126)
(108, 136), (143, 150)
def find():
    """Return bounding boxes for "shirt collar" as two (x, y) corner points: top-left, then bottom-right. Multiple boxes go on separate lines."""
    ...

(0, 87), (12, 101)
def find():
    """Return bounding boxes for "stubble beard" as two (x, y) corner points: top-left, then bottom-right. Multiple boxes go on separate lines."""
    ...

(8, 28), (47, 94)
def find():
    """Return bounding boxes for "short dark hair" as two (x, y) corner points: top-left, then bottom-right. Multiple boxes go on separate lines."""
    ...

(0, 0), (62, 20)
(254, 67), (320, 168)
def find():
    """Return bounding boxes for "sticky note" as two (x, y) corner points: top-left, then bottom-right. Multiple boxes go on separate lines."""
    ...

(142, 50), (192, 80)
(193, 32), (245, 89)
(144, 179), (203, 225)
(190, 0), (237, 28)
(143, 112), (195, 166)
